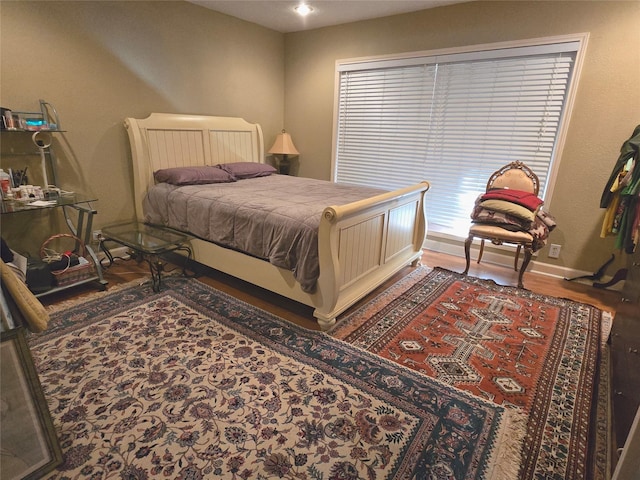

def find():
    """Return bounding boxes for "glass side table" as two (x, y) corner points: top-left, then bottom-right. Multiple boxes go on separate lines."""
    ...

(100, 222), (193, 292)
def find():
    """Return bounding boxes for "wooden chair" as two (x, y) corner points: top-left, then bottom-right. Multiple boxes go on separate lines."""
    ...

(463, 161), (540, 288)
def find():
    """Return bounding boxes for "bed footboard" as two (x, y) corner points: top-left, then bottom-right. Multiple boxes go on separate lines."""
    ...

(313, 181), (429, 329)
(174, 181), (429, 330)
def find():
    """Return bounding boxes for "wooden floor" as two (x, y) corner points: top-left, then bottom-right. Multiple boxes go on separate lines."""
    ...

(40, 249), (624, 328)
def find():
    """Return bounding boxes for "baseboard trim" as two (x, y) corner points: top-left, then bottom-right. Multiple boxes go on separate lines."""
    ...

(424, 237), (623, 290)
(95, 245), (131, 262)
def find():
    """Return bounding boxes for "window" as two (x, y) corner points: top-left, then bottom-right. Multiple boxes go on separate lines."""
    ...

(334, 36), (586, 238)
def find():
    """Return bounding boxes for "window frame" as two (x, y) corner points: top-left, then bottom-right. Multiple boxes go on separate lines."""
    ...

(331, 33), (589, 242)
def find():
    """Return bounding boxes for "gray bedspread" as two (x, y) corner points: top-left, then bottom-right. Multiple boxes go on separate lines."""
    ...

(143, 175), (386, 293)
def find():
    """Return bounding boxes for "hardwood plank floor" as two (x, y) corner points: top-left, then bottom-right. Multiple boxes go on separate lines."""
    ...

(40, 249), (623, 327)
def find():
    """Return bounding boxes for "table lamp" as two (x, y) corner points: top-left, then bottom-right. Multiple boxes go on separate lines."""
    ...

(268, 129), (299, 175)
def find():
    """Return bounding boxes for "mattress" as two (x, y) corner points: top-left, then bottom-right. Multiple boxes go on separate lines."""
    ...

(143, 175), (386, 292)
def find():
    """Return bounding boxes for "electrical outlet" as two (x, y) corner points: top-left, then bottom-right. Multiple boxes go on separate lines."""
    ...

(92, 230), (102, 242)
(548, 244), (561, 259)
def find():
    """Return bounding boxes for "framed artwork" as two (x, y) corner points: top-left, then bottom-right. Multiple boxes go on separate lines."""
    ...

(1, 327), (62, 480)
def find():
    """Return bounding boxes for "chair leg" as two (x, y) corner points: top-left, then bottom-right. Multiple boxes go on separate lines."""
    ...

(477, 239), (485, 265)
(514, 245), (521, 271)
(518, 248), (533, 288)
(463, 235), (473, 275)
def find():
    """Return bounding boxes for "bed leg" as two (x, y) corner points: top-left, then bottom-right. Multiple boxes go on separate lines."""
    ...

(315, 316), (336, 331)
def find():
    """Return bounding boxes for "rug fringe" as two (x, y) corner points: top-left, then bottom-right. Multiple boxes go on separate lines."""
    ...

(484, 407), (527, 480)
(601, 311), (613, 347)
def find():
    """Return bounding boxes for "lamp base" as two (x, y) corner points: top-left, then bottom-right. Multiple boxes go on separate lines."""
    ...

(278, 155), (291, 175)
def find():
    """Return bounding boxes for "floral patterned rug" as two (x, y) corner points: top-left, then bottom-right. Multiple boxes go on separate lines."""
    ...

(29, 276), (526, 480)
(329, 266), (608, 480)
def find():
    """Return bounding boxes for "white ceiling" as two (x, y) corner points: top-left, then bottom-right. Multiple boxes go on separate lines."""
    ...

(188, 1), (468, 33)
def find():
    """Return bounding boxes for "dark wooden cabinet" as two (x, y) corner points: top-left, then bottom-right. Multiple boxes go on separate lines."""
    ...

(622, 247), (640, 304)
(611, 303), (640, 448)
(611, 246), (640, 470)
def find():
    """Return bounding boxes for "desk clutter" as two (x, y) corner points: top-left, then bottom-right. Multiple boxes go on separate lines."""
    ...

(0, 161), (67, 203)
(2, 234), (97, 295)
(1, 100), (60, 132)
(1, 100), (66, 204)
(0, 179), (60, 203)
(36, 234), (96, 291)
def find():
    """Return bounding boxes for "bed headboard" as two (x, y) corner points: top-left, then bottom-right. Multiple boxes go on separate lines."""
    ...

(124, 113), (265, 220)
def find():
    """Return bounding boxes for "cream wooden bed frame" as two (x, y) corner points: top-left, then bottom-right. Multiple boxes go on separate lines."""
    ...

(124, 113), (429, 330)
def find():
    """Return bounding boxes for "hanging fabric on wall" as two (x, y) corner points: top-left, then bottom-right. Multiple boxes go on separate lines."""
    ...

(600, 125), (640, 254)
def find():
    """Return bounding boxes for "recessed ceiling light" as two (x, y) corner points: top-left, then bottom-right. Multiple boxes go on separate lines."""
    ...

(294, 4), (313, 16)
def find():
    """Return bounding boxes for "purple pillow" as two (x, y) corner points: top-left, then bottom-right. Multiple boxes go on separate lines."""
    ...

(217, 162), (277, 179)
(154, 166), (236, 185)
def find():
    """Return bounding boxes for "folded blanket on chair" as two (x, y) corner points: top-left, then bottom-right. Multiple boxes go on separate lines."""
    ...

(478, 199), (536, 222)
(481, 188), (544, 211)
(471, 206), (556, 252)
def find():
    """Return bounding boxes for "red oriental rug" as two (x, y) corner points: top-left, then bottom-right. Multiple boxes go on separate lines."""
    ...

(329, 266), (607, 480)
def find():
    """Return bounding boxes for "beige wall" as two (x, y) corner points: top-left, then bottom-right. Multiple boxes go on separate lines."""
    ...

(1, 0), (638, 278)
(284, 0), (640, 275)
(0, 1), (284, 254)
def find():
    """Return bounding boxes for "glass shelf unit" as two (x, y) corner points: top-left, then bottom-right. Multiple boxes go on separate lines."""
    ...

(1, 120), (107, 297)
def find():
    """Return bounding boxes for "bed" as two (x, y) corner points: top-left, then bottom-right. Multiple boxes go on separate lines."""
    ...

(124, 113), (429, 329)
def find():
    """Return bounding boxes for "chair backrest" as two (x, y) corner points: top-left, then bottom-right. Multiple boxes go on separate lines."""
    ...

(486, 161), (539, 195)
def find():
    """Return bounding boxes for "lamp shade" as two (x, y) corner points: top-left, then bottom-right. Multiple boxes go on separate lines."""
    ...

(268, 130), (299, 155)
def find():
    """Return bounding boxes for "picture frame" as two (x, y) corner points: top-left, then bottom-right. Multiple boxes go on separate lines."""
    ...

(0, 327), (62, 480)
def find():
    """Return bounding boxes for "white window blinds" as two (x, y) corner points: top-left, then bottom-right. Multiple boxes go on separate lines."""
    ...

(335, 40), (580, 237)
